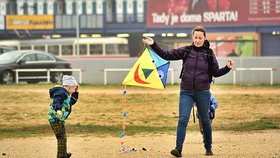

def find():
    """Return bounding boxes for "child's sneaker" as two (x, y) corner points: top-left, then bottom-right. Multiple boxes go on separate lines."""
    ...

(205, 149), (213, 156)
(65, 153), (72, 158)
(170, 148), (182, 157)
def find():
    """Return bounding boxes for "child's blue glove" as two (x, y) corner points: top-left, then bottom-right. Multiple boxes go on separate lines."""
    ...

(210, 105), (215, 112)
(209, 109), (215, 120)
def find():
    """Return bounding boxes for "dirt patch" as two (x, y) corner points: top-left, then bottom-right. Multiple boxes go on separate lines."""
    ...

(1, 130), (279, 158)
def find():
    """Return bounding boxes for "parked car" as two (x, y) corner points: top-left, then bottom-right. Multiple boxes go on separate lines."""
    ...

(0, 50), (72, 84)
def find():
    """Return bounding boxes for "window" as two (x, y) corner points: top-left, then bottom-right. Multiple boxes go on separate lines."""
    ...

(0, 46), (16, 54)
(22, 54), (36, 62)
(43, 2), (47, 14)
(78, 44), (87, 55)
(36, 53), (54, 61)
(20, 46), (31, 50)
(82, 2), (86, 15)
(34, 45), (45, 52)
(119, 44), (129, 54)
(106, 44), (129, 55)
(92, 1), (96, 14)
(106, 44), (118, 54)
(48, 45), (59, 56)
(89, 44), (102, 55)
(34, 3), (38, 14)
(23, 3), (28, 15)
(72, 2), (76, 15)
(203, 33), (258, 57)
(62, 45), (73, 56)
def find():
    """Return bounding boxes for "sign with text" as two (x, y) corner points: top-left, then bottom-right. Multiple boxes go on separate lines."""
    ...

(6, 15), (54, 30)
(147, 0), (280, 27)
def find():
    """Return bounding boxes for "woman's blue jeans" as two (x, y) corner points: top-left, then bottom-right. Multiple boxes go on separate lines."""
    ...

(176, 89), (212, 151)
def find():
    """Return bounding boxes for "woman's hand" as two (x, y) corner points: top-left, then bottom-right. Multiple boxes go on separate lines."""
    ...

(227, 59), (234, 69)
(142, 37), (154, 45)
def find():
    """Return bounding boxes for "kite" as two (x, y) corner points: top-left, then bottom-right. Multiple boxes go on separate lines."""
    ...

(119, 47), (170, 153)
(122, 47), (170, 89)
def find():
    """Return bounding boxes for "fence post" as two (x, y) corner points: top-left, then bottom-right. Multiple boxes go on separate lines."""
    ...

(270, 69), (273, 85)
(15, 70), (19, 84)
(233, 69), (236, 84)
(104, 69), (107, 85)
(79, 69), (82, 84)
(47, 69), (50, 83)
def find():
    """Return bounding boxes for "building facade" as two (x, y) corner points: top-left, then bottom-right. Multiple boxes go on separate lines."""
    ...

(0, 0), (279, 57)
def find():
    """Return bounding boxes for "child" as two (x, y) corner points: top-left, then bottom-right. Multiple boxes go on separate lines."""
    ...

(196, 94), (218, 138)
(48, 75), (79, 158)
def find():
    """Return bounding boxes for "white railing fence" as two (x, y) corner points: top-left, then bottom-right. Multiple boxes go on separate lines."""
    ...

(14, 68), (83, 84)
(233, 68), (277, 85)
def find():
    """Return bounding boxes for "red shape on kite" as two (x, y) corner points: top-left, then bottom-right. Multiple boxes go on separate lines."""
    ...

(134, 64), (150, 84)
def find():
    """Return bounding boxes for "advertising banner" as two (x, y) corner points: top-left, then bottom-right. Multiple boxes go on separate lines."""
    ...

(6, 15), (54, 30)
(147, 0), (280, 27)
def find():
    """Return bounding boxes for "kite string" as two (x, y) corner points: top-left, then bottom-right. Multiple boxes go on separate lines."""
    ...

(123, 85), (127, 134)
(120, 85), (127, 152)
(120, 86), (147, 153)
(142, 44), (147, 53)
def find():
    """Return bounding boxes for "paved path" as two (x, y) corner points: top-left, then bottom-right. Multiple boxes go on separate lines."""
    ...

(1, 130), (279, 158)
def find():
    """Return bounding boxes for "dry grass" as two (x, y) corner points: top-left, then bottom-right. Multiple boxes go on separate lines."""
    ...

(0, 84), (279, 138)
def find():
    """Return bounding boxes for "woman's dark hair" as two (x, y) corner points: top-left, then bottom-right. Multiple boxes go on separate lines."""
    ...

(192, 26), (206, 36)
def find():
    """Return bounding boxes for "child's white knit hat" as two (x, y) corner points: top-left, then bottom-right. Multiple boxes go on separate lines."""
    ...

(62, 75), (79, 86)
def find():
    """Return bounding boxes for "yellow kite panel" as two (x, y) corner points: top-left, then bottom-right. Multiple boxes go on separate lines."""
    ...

(122, 48), (167, 89)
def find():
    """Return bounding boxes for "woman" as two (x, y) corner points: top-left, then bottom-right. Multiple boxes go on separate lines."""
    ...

(142, 26), (234, 157)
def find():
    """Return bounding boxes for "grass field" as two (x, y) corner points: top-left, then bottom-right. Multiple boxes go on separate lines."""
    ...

(0, 84), (279, 139)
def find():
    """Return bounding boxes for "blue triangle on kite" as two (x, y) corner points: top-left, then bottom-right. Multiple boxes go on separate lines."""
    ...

(157, 63), (170, 87)
(142, 68), (153, 79)
(148, 48), (170, 68)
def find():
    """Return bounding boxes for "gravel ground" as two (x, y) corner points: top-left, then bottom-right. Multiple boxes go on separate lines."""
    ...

(1, 130), (280, 158)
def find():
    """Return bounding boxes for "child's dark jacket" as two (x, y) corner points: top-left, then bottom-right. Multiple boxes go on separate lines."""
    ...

(48, 86), (79, 123)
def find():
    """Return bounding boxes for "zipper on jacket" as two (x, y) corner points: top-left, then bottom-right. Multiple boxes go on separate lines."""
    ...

(193, 51), (199, 89)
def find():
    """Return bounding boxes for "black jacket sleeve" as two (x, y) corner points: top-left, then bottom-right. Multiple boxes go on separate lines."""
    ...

(150, 42), (186, 60)
(210, 50), (231, 77)
(70, 91), (79, 105)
